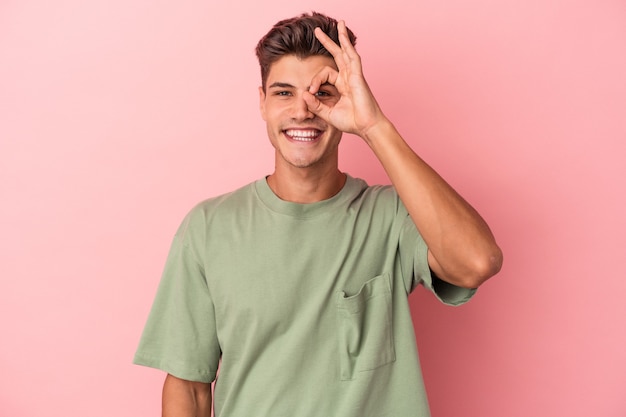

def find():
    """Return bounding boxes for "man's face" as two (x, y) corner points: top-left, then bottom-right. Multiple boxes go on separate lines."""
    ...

(259, 55), (342, 171)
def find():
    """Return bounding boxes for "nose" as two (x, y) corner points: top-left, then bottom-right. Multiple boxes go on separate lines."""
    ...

(290, 93), (314, 121)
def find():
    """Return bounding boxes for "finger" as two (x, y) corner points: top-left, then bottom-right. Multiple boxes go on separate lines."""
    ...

(302, 91), (333, 122)
(337, 21), (362, 64)
(315, 23), (361, 73)
(308, 66), (339, 95)
(314, 27), (345, 66)
(337, 21), (352, 54)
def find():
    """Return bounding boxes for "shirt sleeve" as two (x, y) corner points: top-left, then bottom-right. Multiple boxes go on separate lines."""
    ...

(133, 213), (221, 383)
(398, 210), (476, 306)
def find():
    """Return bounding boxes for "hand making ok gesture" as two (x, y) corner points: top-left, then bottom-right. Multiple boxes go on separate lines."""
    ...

(303, 21), (389, 141)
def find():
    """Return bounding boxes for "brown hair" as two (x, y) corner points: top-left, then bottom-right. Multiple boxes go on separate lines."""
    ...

(255, 12), (357, 91)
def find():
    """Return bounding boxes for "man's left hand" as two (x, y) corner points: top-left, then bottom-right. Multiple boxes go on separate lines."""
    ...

(303, 21), (387, 140)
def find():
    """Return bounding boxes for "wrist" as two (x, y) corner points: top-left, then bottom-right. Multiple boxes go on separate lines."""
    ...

(360, 117), (397, 147)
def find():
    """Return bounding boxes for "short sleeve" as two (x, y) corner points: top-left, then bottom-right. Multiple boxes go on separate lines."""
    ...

(133, 214), (220, 383)
(399, 213), (476, 306)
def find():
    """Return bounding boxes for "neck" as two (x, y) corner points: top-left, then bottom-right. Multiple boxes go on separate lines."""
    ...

(267, 166), (346, 204)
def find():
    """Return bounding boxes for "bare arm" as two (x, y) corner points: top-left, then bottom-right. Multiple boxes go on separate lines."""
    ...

(162, 374), (212, 417)
(305, 22), (503, 288)
(359, 120), (502, 288)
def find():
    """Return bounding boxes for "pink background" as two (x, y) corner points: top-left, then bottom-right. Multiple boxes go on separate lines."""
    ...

(1, 0), (625, 416)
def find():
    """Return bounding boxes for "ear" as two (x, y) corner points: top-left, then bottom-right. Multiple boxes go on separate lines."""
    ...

(258, 86), (267, 121)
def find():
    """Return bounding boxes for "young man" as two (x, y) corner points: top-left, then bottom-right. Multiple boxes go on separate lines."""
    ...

(134, 12), (502, 417)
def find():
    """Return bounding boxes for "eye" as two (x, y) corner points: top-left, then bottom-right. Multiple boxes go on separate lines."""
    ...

(315, 90), (331, 97)
(275, 91), (291, 96)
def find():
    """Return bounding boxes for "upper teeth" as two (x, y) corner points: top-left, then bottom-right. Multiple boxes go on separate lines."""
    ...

(286, 129), (319, 140)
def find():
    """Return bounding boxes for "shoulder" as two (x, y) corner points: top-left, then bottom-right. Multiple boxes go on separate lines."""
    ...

(191, 180), (257, 216)
(346, 175), (403, 214)
(175, 180), (258, 237)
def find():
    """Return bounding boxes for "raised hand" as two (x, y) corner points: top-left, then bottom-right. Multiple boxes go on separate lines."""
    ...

(303, 21), (388, 140)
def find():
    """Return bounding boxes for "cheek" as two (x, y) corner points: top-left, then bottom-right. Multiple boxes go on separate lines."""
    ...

(264, 105), (286, 125)
(264, 112), (282, 136)
(329, 127), (343, 142)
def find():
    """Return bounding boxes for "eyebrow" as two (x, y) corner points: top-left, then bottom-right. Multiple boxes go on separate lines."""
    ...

(268, 82), (295, 89)
(268, 81), (336, 90)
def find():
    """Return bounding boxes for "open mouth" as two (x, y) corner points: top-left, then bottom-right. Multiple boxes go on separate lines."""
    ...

(283, 129), (322, 143)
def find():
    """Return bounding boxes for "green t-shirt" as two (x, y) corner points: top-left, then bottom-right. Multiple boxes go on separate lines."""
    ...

(134, 175), (475, 417)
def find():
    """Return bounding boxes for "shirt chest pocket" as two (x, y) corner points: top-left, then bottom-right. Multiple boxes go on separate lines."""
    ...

(336, 272), (395, 381)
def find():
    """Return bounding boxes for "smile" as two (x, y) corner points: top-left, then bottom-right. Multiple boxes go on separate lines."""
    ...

(284, 129), (322, 142)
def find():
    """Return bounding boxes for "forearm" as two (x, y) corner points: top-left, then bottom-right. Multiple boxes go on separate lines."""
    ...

(308, 18), (502, 286)
(362, 119), (502, 288)
(162, 374), (212, 417)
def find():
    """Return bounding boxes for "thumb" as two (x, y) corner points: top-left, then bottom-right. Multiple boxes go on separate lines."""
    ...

(303, 91), (332, 122)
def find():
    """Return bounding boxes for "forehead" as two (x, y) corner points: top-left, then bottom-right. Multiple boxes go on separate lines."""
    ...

(266, 55), (337, 86)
